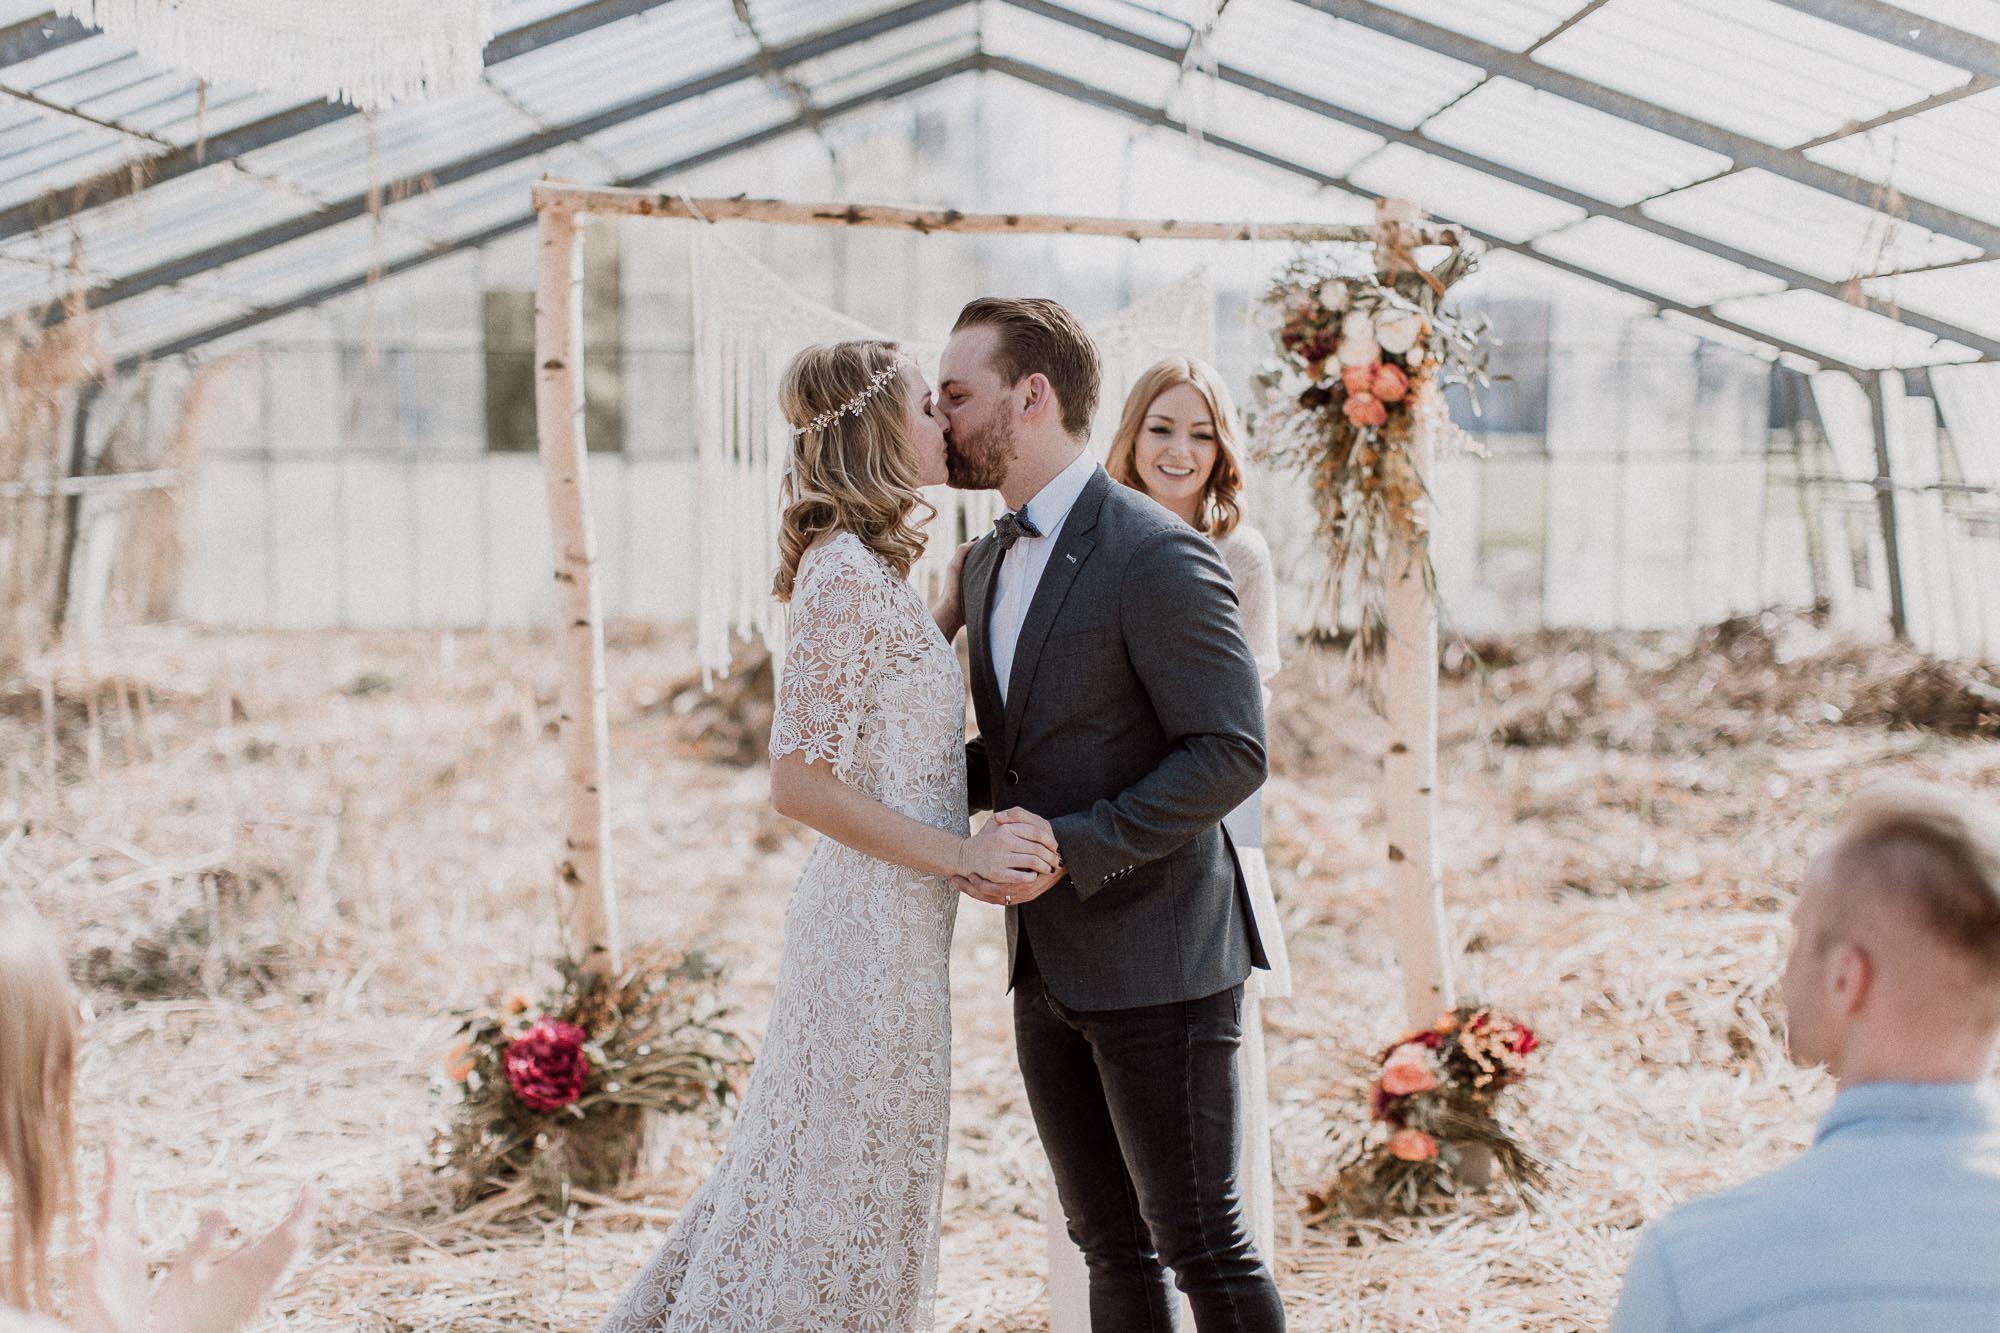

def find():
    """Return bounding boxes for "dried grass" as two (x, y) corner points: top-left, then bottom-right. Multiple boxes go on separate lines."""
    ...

(2, 618), (1997, 1330)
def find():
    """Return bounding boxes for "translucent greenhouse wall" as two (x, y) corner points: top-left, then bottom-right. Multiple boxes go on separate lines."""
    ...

(50, 75), (1998, 654)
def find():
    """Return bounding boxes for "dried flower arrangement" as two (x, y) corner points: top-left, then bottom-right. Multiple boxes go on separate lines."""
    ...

(1312, 1004), (1548, 1217)
(441, 944), (752, 1209)
(1252, 242), (1492, 668)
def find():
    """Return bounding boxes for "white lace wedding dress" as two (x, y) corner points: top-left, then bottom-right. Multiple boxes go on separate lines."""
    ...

(599, 531), (966, 1333)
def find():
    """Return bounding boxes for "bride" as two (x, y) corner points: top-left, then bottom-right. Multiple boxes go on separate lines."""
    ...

(598, 340), (1060, 1332)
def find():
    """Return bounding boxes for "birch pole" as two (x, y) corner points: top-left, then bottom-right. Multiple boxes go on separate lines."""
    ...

(535, 204), (620, 976)
(1376, 198), (1455, 1028)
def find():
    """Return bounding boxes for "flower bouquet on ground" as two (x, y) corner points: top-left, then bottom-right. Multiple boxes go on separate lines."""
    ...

(1252, 249), (1491, 669)
(1312, 1004), (1548, 1218)
(441, 943), (752, 1209)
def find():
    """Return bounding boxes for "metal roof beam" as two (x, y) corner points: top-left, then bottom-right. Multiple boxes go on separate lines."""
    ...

(1292, 0), (2000, 254)
(0, 11), (92, 66)
(1767, 0), (2000, 82)
(46, 0), (968, 325)
(986, 54), (1880, 374)
(1003, 0), (2000, 359)
(114, 54), (980, 370)
(0, 0), (697, 244)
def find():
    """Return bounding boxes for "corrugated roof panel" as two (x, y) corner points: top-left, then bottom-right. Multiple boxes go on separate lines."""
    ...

(1642, 168), (1984, 283)
(99, 279), (260, 362)
(1881, 0), (2000, 42)
(1534, 0), (1970, 147)
(1533, 214), (1791, 305)
(1423, 77), (1731, 206)
(985, 6), (1180, 108)
(1869, 259), (2000, 343)
(788, 6), (978, 104)
(578, 80), (794, 175)
(1179, 79), (1387, 180)
(1344, 0), (1586, 52)
(0, 117), (133, 210)
(1713, 287), (1979, 366)
(1209, 0), (1488, 130)
(1027, 0), (1192, 47)
(485, 0), (753, 127)
(1346, 141), (1587, 242)
(234, 89), (540, 196)
(750, 0), (960, 46)
(1807, 87), (2000, 230)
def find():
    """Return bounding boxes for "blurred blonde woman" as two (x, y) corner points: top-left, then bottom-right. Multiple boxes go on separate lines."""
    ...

(598, 341), (1058, 1333)
(1037, 356), (1292, 1326)
(1, 906), (314, 1333)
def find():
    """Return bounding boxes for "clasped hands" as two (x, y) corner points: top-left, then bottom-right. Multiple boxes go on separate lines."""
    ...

(953, 808), (1065, 906)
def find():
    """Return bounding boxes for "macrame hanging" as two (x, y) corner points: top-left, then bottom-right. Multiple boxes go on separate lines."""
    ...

(690, 225), (1217, 685)
(54, 0), (493, 111)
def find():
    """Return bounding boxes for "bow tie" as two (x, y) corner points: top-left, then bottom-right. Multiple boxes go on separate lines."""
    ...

(992, 510), (1042, 553)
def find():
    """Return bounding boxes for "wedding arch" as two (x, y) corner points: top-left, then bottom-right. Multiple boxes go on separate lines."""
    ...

(533, 176), (1468, 1006)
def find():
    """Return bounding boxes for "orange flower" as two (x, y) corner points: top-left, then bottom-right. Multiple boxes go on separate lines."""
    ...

(1340, 363), (1375, 396)
(1342, 393), (1388, 428)
(1380, 1052), (1437, 1096)
(1371, 363), (1409, 403)
(1388, 1128), (1438, 1161)
(445, 1038), (477, 1082)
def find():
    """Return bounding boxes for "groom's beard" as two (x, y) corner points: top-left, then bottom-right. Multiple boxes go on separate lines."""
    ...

(945, 415), (1015, 491)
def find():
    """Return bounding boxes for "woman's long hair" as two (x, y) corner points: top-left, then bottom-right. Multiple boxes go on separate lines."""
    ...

(773, 341), (933, 601)
(0, 906), (78, 1316)
(1104, 356), (1247, 540)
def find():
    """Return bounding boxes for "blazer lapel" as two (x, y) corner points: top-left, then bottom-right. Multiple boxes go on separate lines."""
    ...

(963, 532), (1005, 747)
(1000, 468), (1110, 763)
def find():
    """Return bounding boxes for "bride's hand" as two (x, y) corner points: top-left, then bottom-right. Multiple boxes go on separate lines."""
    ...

(931, 540), (976, 640)
(957, 816), (1061, 883)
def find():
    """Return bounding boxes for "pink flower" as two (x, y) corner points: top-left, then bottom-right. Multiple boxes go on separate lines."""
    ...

(1380, 1049), (1438, 1096)
(1509, 1024), (1540, 1056)
(1342, 393), (1388, 428)
(1371, 363), (1409, 403)
(1388, 1128), (1438, 1162)
(1340, 363), (1376, 396)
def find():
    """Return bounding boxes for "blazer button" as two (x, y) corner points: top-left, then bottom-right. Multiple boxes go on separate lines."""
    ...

(1007, 769), (1020, 784)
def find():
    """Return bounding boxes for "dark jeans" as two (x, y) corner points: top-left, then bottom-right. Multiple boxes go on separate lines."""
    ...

(1014, 955), (1286, 1333)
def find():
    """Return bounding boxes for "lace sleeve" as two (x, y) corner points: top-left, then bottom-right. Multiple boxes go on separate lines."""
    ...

(1221, 526), (1283, 683)
(769, 539), (883, 777)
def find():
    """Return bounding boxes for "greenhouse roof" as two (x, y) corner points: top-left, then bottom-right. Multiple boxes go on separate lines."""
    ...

(2, 0), (1997, 373)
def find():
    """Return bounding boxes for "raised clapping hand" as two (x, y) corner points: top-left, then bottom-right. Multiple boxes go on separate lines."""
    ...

(75, 1143), (318, 1333)
(954, 808), (1066, 906)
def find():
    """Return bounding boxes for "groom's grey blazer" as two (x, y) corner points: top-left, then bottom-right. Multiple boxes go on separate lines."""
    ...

(965, 464), (1270, 1011)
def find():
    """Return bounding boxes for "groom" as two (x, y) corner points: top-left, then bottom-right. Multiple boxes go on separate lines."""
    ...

(940, 296), (1284, 1332)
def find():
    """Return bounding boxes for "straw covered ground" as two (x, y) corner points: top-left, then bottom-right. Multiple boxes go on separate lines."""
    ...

(4, 612), (1997, 1331)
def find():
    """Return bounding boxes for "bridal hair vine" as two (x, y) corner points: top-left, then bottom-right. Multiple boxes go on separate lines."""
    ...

(792, 363), (900, 437)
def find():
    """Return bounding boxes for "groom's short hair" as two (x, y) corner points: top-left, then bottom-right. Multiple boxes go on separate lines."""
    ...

(953, 297), (1101, 437)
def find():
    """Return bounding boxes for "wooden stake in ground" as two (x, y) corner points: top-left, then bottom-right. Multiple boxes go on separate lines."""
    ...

(534, 205), (620, 976)
(1376, 198), (1456, 1029)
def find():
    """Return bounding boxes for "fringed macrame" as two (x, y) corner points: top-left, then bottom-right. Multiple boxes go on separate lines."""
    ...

(55, 0), (493, 111)
(690, 226), (1216, 686)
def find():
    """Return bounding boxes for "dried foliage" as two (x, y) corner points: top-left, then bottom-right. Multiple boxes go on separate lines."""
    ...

(1, 312), (106, 672)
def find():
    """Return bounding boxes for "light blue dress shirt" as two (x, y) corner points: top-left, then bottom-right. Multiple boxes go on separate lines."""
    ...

(1612, 1081), (2000, 1332)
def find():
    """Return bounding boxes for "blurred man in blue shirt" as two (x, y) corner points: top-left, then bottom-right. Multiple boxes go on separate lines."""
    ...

(1613, 780), (2000, 1333)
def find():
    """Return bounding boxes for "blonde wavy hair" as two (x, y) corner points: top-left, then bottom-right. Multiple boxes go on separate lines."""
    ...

(1, 905), (79, 1317)
(1105, 356), (1246, 540)
(773, 340), (933, 602)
